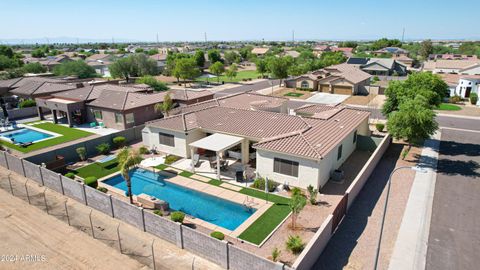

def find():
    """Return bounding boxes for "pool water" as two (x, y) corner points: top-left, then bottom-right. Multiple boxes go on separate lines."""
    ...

(103, 169), (255, 231)
(0, 128), (53, 144)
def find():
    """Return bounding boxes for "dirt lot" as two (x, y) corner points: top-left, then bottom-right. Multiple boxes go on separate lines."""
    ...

(343, 94), (377, 106)
(273, 88), (315, 100)
(0, 169), (222, 270)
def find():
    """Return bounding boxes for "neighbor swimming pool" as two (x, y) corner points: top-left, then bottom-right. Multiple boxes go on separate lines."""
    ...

(103, 168), (255, 231)
(0, 128), (53, 144)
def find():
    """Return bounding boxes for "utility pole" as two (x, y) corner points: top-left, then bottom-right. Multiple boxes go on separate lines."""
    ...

(156, 33), (159, 44)
(292, 30), (295, 43)
(204, 32), (207, 43)
(402, 28), (405, 42)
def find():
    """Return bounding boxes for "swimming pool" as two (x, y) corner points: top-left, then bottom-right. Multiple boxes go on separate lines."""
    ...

(0, 128), (53, 144)
(103, 168), (255, 231)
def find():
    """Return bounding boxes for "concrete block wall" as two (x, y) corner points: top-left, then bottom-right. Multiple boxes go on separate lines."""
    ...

(292, 215), (334, 270)
(111, 196), (145, 230)
(0, 152), (7, 168)
(40, 167), (63, 194)
(61, 176), (86, 204)
(23, 160), (43, 185)
(5, 153), (25, 176)
(84, 185), (113, 216)
(182, 225), (229, 269)
(346, 134), (391, 210)
(228, 245), (284, 270)
(143, 210), (181, 245)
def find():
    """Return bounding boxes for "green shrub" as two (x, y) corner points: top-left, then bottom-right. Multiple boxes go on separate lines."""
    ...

(296, 87), (314, 92)
(96, 143), (110, 155)
(307, 185), (318, 205)
(210, 231), (225, 240)
(136, 76), (169, 91)
(250, 177), (278, 192)
(170, 211), (185, 223)
(285, 235), (305, 254)
(449, 95), (461, 104)
(470, 93), (478, 105)
(112, 136), (126, 148)
(18, 99), (36, 108)
(97, 186), (108, 193)
(65, 172), (76, 179)
(139, 146), (149, 154)
(84, 176), (98, 188)
(372, 75), (380, 83)
(376, 123), (385, 132)
(76, 147), (87, 161)
(271, 247), (281, 262)
(164, 155), (181, 165)
(153, 209), (164, 216)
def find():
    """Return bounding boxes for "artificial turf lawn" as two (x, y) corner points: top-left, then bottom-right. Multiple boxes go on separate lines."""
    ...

(2, 122), (93, 153)
(196, 70), (260, 83)
(74, 158), (119, 179)
(436, 103), (462, 111)
(237, 188), (291, 245)
(284, 92), (304, 97)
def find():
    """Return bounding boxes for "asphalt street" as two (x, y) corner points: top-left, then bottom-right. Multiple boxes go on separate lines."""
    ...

(425, 128), (480, 270)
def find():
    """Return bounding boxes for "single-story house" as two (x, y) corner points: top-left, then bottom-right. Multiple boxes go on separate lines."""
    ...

(149, 54), (168, 71)
(251, 47), (270, 57)
(372, 47), (409, 58)
(393, 55), (414, 68)
(285, 63), (372, 95)
(428, 54), (478, 61)
(35, 83), (214, 129)
(142, 93), (370, 189)
(23, 55), (73, 71)
(423, 60), (480, 75)
(346, 57), (407, 76)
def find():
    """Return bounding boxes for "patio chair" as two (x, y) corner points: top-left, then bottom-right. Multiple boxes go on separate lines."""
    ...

(99, 122), (105, 128)
(89, 122), (97, 128)
(235, 170), (244, 182)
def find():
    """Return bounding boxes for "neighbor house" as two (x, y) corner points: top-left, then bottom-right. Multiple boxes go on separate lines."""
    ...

(149, 53), (168, 71)
(142, 93), (370, 189)
(372, 47), (409, 57)
(23, 54), (73, 71)
(346, 57), (407, 76)
(285, 63), (372, 95)
(439, 73), (480, 102)
(35, 83), (214, 129)
(428, 54), (478, 61)
(423, 59), (480, 75)
(251, 47), (270, 57)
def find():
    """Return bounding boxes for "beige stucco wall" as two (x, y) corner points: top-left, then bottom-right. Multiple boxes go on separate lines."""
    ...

(142, 127), (205, 158)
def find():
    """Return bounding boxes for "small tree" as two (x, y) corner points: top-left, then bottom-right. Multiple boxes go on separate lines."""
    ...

(117, 148), (142, 204)
(256, 59), (268, 78)
(470, 93), (478, 105)
(154, 93), (173, 117)
(225, 64), (238, 81)
(289, 188), (306, 230)
(136, 76), (168, 91)
(209, 61), (225, 83)
(173, 58), (200, 87)
(387, 96), (438, 153)
(76, 147), (87, 161)
(53, 60), (97, 78)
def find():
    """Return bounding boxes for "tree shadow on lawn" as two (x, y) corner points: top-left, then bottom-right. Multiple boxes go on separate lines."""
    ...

(313, 143), (404, 270)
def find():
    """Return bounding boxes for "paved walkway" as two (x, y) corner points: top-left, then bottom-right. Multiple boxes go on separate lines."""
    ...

(306, 92), (350, 104)
(389, 132), (440, 270)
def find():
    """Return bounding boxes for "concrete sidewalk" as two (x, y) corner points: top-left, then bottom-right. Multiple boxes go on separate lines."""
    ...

(388, 132), (440, 270)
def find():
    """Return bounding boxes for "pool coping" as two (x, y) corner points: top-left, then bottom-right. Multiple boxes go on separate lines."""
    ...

(0, 124), (63, 144)
(97, 166), (273, 238)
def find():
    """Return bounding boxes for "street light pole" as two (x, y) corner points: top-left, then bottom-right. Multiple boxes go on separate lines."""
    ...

(373, 165), (427, 270)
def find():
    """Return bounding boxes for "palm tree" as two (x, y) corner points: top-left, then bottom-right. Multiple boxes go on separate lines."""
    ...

(117, 147), (142, 204)
(155, 92), (173, 117)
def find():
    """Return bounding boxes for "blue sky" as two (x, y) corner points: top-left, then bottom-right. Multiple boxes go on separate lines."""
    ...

(1, 0), (479, 42)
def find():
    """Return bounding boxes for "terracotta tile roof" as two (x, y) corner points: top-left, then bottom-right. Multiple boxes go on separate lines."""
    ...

(171, 90), (214, 101)
(424, 60), (480, 70)
(149, 54), (168, 61)
(10, 81), (77, 96)
(323, 63), (372, 84)
(146, 93), (370, 159)
(254, 108), (370, 159)
(251, 47), (270, 54)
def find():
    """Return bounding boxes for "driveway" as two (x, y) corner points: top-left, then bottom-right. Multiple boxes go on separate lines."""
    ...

(306, 92), (350, 104)
(426, 129), (480, 270)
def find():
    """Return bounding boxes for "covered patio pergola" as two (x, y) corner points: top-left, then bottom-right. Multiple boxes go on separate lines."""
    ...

(189, 133), (248, 180)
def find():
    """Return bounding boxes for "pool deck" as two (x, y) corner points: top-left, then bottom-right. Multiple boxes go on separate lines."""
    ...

(99, 167), (273, 238)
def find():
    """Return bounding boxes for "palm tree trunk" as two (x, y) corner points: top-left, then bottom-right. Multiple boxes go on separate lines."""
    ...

(127, 181), (133, 204)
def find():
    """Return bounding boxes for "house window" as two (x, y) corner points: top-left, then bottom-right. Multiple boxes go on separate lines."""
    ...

(337, 144), (343, 160)
(159, 132), (175, 147)
(115, 113), (123, 124)
(125, 113), (134, 124)
(93, 110), (102, 119)
(274, 158), (299, 177)
(353, 130), (357, 143)
(300, 80), (309, 88)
